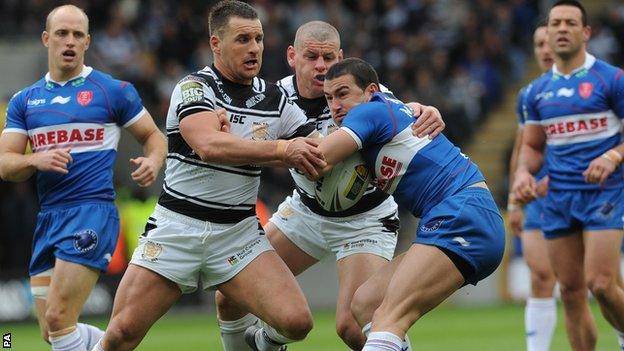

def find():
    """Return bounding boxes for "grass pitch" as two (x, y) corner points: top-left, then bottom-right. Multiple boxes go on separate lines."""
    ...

(4, 303), (618, 350)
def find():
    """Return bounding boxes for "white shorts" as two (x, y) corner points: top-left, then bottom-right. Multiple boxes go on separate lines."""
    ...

(130, 205), (273, 293)
(269, 191), (399, 261)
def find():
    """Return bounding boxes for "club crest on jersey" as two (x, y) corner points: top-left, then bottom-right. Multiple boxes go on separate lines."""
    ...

(579, 82), (593, 99)
(73, 229), (98, 253)
(77, 90), (93, 106)
(252, 122), (269, 140)
(142, 241), (162, 262)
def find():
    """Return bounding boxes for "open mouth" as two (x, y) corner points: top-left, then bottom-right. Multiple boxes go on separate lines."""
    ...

(314, 74), (325, 82)
(62, 50), (76, 60)
(243, 58), (258, 68)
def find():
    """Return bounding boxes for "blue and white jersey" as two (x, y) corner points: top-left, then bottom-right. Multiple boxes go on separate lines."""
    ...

(516, 85), (547, 180)
(524, 53), (624, 190)
(3, 66), (145, 208)
(341, 93), (484, 217)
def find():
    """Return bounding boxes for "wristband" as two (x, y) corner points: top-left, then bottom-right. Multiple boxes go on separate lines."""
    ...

(507, 203), (522, 211)
(276, 140), (293, 161)
(601, 150), (622, 165)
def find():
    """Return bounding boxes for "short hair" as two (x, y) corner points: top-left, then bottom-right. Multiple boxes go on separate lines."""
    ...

(550, 0), (587, 27)
(208, 0), (258, 38)
(326, 57), (379, 91)
(45, 4), (89, 32)
(535, 18), (548, 30)
(294, 21), (340, 50)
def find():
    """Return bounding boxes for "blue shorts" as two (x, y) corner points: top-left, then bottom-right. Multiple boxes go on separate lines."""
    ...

(415, 187), (505, 285)
(523, 197), (544, 231)
(29, 201), (120, 276)
(542, 188), (624, 239)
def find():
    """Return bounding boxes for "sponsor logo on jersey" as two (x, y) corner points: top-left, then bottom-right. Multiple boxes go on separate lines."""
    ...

(77, 90), (93, 106)
(277, 204), (294, 219)
(103, 253), (112, 263)
(227, 238), (262, 265)
(73, 229), (98, 253)
(543, 116), (608, 137)
(376, 156), (402, 192)
(556, 87), (575, 97)
(452, 236), (470, 247)
(343, 239), (377, 250)
(251, 122), (269, 140)
(71, 77), (86, 87)
(142, 241), (162, 262)
(245, 93), (266, 108)
(51, 96), (71, 104)
(27, 98), (46, 106)
(598, 202), (614, 219)
(420, 219), (443, 232)
(227, 255), (239, 266)
(535, 91), (554, 101)
(181, 81), (204, 104)
(29, 127), (105, 149)
(579, 82), (593, 99)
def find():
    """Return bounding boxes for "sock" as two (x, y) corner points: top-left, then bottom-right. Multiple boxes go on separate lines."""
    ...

(89, 339), (105, 351)
(362, 331), (403, 351)
(363, 324), (411, 351)
(50, 328), (86, 351)
(525, 297), (556, 351)
(254, 321), (296, 351)
(615, 328), (624, 349)
(218, 314), (258, 351)
(76, 323), (104, 350)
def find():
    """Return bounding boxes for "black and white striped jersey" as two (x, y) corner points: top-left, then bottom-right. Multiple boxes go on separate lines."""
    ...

(158, 66), (313, 223)
(277, 75), (393, 217)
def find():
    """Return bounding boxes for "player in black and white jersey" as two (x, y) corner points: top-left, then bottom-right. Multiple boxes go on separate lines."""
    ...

(214, 21), (445, 351)
(91, 2), (325, 350)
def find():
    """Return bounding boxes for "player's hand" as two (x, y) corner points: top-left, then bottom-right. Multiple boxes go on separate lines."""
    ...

(130, 156), (161, 187)
(507, 204), (524, 237)
(281, 137), (326, 178)
(535, 176), (549, 197)
(512, 169), (538, 204)
(30, 147), (72, 174)
(583, 155), (617, 184)
(215, 108), (230, 133)
(407, 102), (445, 139)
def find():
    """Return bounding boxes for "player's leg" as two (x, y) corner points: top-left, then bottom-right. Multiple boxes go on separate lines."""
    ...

(43, 259), (99, 351)
(362, 244), (464, 351)
(217, 250), (313, 350)
(95, 264), (181, 351)
(522, 229), (557, 351)
(335, 253), (388, 350)
(546, 233), (597, 351)
(584, 229), (624, 330)
(216, 221), (318, 351)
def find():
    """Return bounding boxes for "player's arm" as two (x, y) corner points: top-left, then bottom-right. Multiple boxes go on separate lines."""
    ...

(513, 123), (545, 203)
(179, 111), (326, 177)
(0, 132), (72, 181)
(125, 112), (167, 187)
(312, 129), (359, 179)
(583, 141), (624, 184)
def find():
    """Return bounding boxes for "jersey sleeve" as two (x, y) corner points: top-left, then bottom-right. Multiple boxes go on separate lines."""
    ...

(174, 76), (217, 122)
(2, 90), (28, 135)
(110, 81), (146, 128)
(523, 82), (541, 125)
(515, 87), (526, 126)
(276, 94), (309, 139)
(341, 103), (388, 149)
(611, 69), (624, 119)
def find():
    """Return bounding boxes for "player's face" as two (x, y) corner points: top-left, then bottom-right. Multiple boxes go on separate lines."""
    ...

(324, 74), (374, 126)
(288, 39), (343, 98)
(533, 26), (554, 72)
(212, 17), (263, 85)
(547, 5), (590, 59)
(42, 9), (90, 78)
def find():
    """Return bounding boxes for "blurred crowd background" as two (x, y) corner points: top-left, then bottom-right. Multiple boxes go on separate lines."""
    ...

(1, 0), (623, 277)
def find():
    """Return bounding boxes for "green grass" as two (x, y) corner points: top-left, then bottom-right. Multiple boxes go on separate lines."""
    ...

(3, 303), (619, 350)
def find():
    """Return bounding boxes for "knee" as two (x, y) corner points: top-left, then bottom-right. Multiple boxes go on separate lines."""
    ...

(558, 281), (587, 303)
(336, 317), (364, 348)
(44, 307), (69, 332)
(276, 310), (313, 341)
(105, 318), (141, 348)
(215, 291), (244, 319)
(587, 274), (615, 300)
(530, 269), (556, 297)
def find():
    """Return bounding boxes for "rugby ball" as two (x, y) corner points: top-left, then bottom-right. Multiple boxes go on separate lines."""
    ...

(314, 153), (371, 212)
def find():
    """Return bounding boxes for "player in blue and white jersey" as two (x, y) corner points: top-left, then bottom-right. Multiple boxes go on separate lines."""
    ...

(315, 57), (505, 351)
(213, 21), (445, 351)
(513, 1), (624, 350)
(507, 23), (558, 351)
(0, 5), (166, 351)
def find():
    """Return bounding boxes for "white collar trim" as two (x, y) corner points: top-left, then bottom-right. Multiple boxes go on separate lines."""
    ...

(45, 66), (93, 86)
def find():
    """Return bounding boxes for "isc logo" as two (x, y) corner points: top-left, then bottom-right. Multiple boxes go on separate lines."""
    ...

(230, 114), (247, 124)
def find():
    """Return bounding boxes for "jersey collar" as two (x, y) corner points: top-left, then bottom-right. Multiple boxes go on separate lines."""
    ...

(552, 52), (595, 79)
(45, 65), (93, 87)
